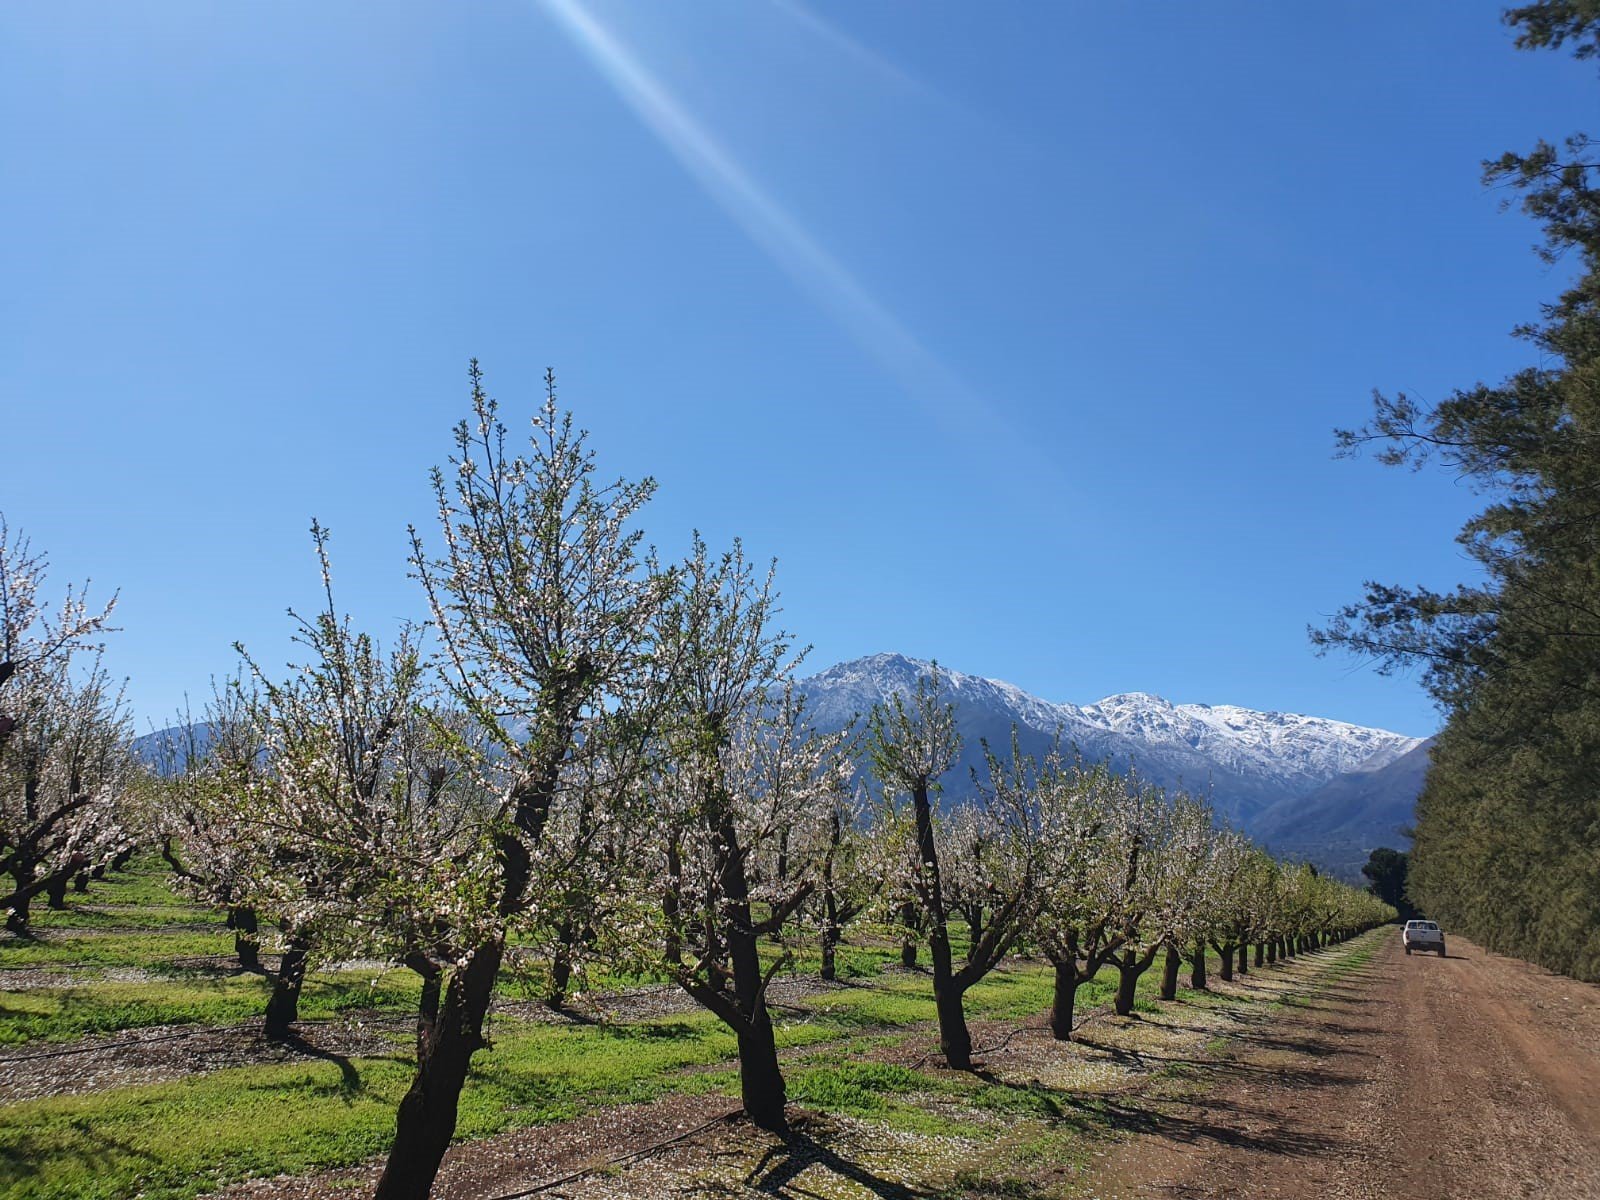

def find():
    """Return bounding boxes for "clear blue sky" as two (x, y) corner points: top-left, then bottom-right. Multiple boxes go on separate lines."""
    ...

(3, 1), (1590, 737)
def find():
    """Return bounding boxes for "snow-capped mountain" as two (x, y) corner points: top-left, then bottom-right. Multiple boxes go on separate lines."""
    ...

(797, 653), (1425, 835)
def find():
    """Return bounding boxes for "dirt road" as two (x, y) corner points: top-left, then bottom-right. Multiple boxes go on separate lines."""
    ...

(1094, 932), (1600, 1200)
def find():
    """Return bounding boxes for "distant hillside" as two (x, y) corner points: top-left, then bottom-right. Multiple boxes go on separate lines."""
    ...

(1253, 738), (1435, 877)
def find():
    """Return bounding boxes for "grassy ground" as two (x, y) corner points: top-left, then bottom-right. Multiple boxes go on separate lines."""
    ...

(0, 857), (1375, 1200)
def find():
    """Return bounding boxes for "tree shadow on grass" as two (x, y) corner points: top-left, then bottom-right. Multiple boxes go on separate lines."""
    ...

(277, 1029), (363, 1094)
(0, 1121), (160, 1191)
(744, 1121), (937, 1199)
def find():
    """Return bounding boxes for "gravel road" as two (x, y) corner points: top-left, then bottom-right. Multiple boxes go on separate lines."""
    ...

(1092, 931), (1600, 1199)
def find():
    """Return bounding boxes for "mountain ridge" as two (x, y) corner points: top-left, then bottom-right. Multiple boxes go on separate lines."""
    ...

(796, 653), (1427, 861)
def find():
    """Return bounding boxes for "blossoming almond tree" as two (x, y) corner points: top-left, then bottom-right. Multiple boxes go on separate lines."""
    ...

(631, 538), (849, 1133)
(151, 685), (270, 972)
(0, 518), (131, 929)
(805, 766), (873, 982)
(868, 676), (1038, 1070)
(1030, 754), (1136, 1039)
(379, 365), (669, 1200)
(0, 650), (134, 929)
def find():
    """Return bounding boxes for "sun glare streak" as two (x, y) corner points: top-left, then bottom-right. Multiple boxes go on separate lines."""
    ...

(767, 0), (934, 101)
(535, 0), (1002, 434)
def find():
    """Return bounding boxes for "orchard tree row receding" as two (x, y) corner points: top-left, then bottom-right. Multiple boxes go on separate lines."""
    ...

(1, 367), (1393, 1200)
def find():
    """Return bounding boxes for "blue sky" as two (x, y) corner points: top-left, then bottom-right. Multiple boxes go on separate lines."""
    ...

(2, 1), (1590, 737)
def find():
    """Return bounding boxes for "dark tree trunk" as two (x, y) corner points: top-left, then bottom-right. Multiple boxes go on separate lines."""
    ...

(73, 871), (89, 893)
(228, 906), (261, 972)
(1113, 950), (1148, 1016)
(735, 1013), (787, 1132)
(1050, 962), (1080, 1040)
(935, 979), (973, 1066)
(913, 782), (972, 1069)
(46, 872), (68, 910)
(264, 940), (309, 1038)
(716, 806), (790, 1132)
(1160, 944), (1181, 1001)
(1254, 942), (1264, 967)
(1236, 943), (1249, 976)
(819, 870), (840, 982)
(1190, 940), (1208, 991)
(548, 926), (575, 1009)
(112, 847), (134, 871)
(375, 941), (504, 1200)
(899, 900), (918, 969)
(374, 748), (565, 1198)
(6, 868), (35, 932)
(1267, 939), (1277, 964)
(820, 826), (840, 982)
(1216, 943), (1234, 982)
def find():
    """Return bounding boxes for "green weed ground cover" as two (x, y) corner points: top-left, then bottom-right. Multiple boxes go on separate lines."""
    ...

(0, 970), (424, 1045)
(0, 854), (1369, 1200)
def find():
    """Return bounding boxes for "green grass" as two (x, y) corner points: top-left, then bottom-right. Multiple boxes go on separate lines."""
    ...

(0, 929), (238, 971)
(0, 970), (424, 1045)
(0, 1011), (765, 1200)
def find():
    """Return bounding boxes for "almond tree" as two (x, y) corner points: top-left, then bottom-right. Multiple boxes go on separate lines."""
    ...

(630, 540), (848, 1133)
(804, 768), (874, 982)
(868, 677), (1037, 1070)
(0, 650), (134, 929)
(378, 365), (668, 1199)
(1154, 793), (1223, 1002)
(1104, 781), (1179, 1017)
(151, 686), (268, 971)
(225, 522), (494, 1042)
(0, 518), (130, 928)
(1203, 834), (1253, 983)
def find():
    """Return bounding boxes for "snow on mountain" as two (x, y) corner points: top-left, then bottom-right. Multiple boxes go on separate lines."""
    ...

(796, 653), (1425, 833)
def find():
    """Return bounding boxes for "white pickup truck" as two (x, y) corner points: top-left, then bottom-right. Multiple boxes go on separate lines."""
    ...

(1402, 919), (1446, 956)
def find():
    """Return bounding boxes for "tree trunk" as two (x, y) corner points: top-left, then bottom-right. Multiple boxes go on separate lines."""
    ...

(819, 877), (839, 982)
(935, 980), (973, 1067)
(1217, 943), (1234, 982)
(1160, 944), (1181, 1001)
(713, 804), (790, 1133)
(1267, 939), (1277, 964)
(1254, 942), (1264, 967)
(229, 906), (261, 972)
(820, 845), (840, 982)
(899, 900), (918, 969)
(548, 928), (574, 1009)
(1190, 940), (1208, 990)
(1050, 961), (1080, 1040)
(913, 782), (971, 1070)
(736, 1013), (788, 1133)
(264, 940), (309, 1038)
(375, 941), (504, 1200)
(1236, 943), (1249, 976)
(1113, 952), (1145, 1016)
(73, 871), (89, 893)
(46, 872), (68, 910)
(6, 865), (35, 931)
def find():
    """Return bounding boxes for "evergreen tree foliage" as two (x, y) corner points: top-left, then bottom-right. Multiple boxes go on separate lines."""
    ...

(1360, 847), (1413, 922)
(1315, 3), (1600, 981)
